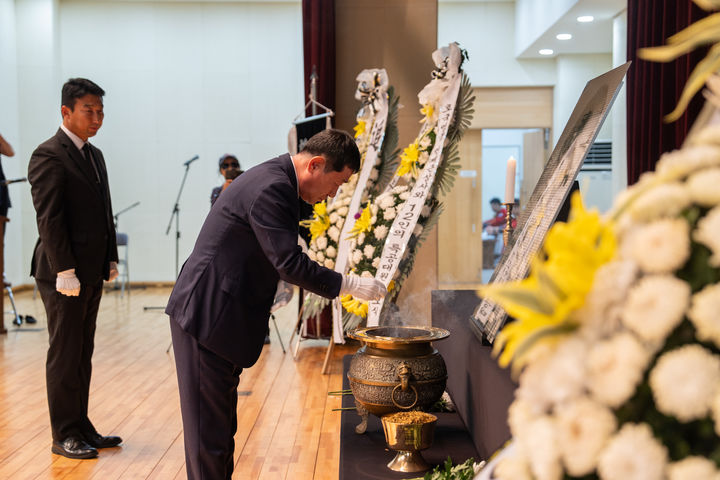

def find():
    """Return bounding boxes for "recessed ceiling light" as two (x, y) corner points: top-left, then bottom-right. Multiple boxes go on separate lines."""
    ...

(539, 49), (554, 56)
(577, 15), (594, 23)
(556, 33), (572, 40)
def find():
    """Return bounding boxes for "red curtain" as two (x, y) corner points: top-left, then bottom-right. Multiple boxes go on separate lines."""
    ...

(626, 0), (709, 185)
(302, 0), (335, 117)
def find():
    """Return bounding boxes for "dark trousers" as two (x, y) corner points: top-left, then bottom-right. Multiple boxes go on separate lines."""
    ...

(170, 319), (242, 480)
(36, 278), (103, 442)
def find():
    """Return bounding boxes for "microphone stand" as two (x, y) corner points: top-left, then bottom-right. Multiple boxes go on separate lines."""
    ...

(113, 201), (140, 231)
(144, 156), (197, 312)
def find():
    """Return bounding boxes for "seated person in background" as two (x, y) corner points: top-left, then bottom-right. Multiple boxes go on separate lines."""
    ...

(210, 154), (243, 207)
(482, 197), (506, 233)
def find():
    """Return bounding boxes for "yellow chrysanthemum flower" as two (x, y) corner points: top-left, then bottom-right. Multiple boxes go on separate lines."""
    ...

(396, 142), (420, 177)
(420, 104), (434, 123)
(348, 204), (373, 238)
(299, 201), (330, 243)
(341, 294), (368, 318)
(478, 192), (616, 374)
(354, 119), (367, 139)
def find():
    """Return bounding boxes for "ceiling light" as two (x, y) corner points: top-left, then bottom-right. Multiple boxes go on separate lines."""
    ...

(577, 15), (594, 23)
(539, 49), (554, 56)
(556, 33), (572, 40)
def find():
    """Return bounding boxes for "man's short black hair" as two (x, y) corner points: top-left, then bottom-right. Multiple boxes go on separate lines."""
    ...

(61, 78), (105, 110)
(300, 129), (360, 173)
(490, 197), (502, 205)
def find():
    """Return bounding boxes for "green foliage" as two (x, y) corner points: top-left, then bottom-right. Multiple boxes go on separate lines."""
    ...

(372, 86), (401, 196)
(411, 457), (478, 480)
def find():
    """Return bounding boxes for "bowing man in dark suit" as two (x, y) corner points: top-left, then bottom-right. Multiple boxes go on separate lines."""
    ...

(28, 78), (122, 460)
(166, 129), (387, 479)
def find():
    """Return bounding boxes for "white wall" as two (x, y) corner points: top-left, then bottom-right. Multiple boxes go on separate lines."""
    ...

(515, 0), (577, 57)
(7, 0), (303, 285)
(554, 53), (613, 146)
(438, 1), (556, 88)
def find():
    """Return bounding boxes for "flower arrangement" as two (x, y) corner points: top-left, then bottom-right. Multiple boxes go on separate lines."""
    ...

(479, 123), (720, 480)
(300, 70), (400, 322)
(339, 44), (474, 330)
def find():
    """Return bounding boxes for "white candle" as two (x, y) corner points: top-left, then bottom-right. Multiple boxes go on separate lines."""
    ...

(504, 156), (516, 204)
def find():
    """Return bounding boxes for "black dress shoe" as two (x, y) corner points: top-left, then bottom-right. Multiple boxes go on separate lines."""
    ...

(52, 437), (98, 459)
(84, 432), (122, 449)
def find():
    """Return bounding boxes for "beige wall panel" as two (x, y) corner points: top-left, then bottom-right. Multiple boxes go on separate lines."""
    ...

(471, 87), (553, 129)
(336, 0), (437, 325)
(438, 128), (483, 288)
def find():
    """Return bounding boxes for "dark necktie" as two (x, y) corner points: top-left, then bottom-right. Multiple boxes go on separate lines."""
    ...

(82, 143), (101, 184)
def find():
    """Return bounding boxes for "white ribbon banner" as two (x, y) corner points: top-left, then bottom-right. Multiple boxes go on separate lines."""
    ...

(331, 98), (389, 343)
(366, 72), (462, 327)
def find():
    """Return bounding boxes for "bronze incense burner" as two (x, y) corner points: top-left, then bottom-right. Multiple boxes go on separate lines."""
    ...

(347, 325), (449, 434)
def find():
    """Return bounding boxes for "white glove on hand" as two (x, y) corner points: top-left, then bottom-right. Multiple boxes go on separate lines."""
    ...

(108, 261), (119, 282)
(340, 275), (387, 301)
(56, 269), (81, 296)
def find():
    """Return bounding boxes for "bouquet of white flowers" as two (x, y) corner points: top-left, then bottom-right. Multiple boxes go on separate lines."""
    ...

(480, 123), (720, 480)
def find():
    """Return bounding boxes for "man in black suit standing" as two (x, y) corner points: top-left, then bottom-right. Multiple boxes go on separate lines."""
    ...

(166, 129), (386, 479)
(28, 78), (122, 459)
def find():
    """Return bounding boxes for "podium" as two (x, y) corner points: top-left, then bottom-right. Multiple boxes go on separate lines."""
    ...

(0, 215), (8, 334)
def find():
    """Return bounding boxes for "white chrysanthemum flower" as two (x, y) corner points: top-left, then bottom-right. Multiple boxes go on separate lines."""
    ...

(507, 399), (540, 439)
(516, 338), (587, 411)
(667, 456), (719, 480)
(555, 397), (617, 476)
(307, 249), (317, 262)
(625, 182), (691, 223)
(418, 151), (430, 166)
(372, 257), (380, 268)
(689, 283), (720, 347)
(379, 195), (395, 209)
(323, 259), (334, 269)
(694, 206), (720, 266)
(577, 260), (638, 340)
(329, 212), (339, 224)
(655, 144), (720, 181)
(517, 416), (562, 480)
(421, 204), (432, 217)
(370, 204), (379, 216)
(620, 275), (690, 344)
(349, 238), (357, 252)
(351, 250), (363, 265)
(383, 207), (396, 221)
(316, 251), (325, 262)
(327, 226), (340, 242)
(370, 216), (378, 225)
(374, 225), (388, 240)
(413, 224), (423, 236)
(623, 218), (689, 274)
(493, 454), (533, 480)
(687, 167), (720, 206)
(369, 169), (379, 181)
(316, 235), (328, 250)
(418, 79), (445, 108)
(689, 125), (720, 148)
(587, 332), (650, 408)
(358, 233), (365, 245)
(325, 246), (337, 259)
(418, 134), (433, 150)
(399, 191), (410, 201)
(360, 270), (373, 279)
(338, 206), (349, 217)
(363, 244), (375, 259)
(649, 344), (720, 422)
(596, 423), (667, 480)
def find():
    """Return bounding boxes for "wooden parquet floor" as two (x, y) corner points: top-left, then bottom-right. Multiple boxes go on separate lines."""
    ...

(0, 286), (354, 480)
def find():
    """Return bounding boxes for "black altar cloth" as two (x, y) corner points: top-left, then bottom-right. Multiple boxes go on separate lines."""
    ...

(339, 356), (479, 480)
(431, 290), (516, 460)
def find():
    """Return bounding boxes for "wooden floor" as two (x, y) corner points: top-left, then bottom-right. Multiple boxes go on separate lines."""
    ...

(0, 286), (355, 480)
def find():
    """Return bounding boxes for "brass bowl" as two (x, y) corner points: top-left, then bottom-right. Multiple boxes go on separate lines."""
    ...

(381, 412), (437, 473)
